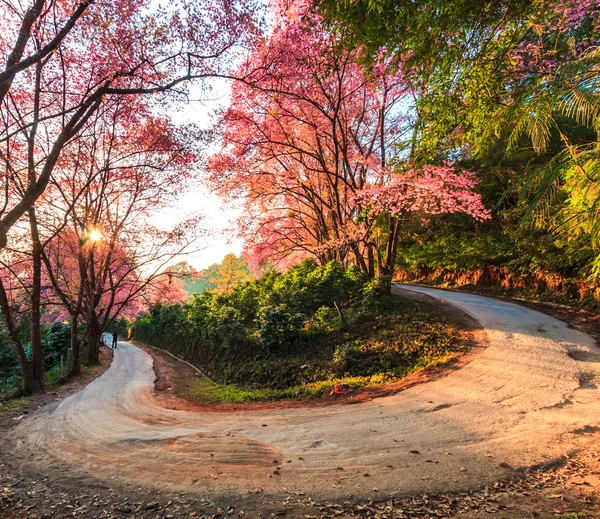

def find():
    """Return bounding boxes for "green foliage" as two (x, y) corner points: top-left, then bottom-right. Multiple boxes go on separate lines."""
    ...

(257, 305), (304, 352)
(44, 322), (71, 370)
(318, 0), (600, 289)
(310, 305), (341, 333)
(132, 260), (365, 377)
(0, 328), (19, 397)
(132, 261), (468, 400)
(166, 255), (253, 295)
(332, 341), (361, 376)
(0, 396), (34, 417)
(361, 275), (392, 312)
(1, 320), (74, 399)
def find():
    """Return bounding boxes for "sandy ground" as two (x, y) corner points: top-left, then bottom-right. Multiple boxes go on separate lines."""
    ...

(5, 285), (600, 508)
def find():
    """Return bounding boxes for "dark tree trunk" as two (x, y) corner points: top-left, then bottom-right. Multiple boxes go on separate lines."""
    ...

(379, 216), (401, 293)
(28, 207), (45, 392)
(85, 311), (101, 365)
(352, 245), (369, 274)
(367, 245), (375, 278)
(70, 313), (81, 377)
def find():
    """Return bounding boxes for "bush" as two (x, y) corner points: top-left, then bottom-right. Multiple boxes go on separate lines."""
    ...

(44, 322), (71, 369)
(130, 260), (376, 384)
(361, 275), (391, 313)
(332, 340), (361, 376)
(258, 304), (304, 352)
(310, 305), (341, 333)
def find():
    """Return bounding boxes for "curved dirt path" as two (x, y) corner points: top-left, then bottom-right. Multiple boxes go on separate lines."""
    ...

(8, 286), (600, 501)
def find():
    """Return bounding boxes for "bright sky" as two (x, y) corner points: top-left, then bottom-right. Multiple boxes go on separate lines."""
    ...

(154, 77), (244, 271)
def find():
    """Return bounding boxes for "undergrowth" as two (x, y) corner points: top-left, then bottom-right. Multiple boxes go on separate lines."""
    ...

(132, 261), (472, 404)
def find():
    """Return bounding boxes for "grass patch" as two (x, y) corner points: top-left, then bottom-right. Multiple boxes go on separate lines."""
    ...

(178, 361), (459, 405)
(177, 373), (402, 403)
(0, 396), (34, 418)
(550, 514), (590, 519)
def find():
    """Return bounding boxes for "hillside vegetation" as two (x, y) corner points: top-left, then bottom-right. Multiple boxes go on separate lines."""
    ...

(131, 261), (472, 402)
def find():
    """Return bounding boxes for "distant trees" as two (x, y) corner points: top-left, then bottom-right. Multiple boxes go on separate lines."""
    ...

(210, 254), (253, 294)
(165, 255), (253, 295)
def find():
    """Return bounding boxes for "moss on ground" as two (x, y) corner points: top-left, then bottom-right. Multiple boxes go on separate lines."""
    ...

(0, 396), (34, 418)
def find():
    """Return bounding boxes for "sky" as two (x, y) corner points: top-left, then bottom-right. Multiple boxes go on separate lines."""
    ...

(157, 190), (244, 271)
(154, 77), (244, 271)
(146, 0), (275, 272)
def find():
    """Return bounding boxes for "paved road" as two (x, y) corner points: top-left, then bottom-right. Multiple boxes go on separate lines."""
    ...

(8, 286), (600, 500)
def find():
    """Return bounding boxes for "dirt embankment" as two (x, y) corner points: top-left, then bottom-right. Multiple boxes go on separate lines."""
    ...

(396, 266), (600, 308)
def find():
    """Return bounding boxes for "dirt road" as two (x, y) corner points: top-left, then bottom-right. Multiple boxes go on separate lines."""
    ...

(7, 286), (600, 502)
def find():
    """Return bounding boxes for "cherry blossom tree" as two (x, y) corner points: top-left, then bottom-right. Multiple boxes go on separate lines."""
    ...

(209, 0), (409, 274)
(0, 93), (197, 390)
(0, 0), (259, 251)
(42, 98), (197, 371)
(0, 0), (258, 393)
(209, 0), (490, 279)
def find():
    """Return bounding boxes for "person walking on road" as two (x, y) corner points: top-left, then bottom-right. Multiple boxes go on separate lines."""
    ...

(112, 331), (118, 349)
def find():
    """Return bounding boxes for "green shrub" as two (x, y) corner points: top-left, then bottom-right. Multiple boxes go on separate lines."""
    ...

(310, 305), (341, 333)
(361, 275), (391, 313)
(332, 340), (362, 376)
(44, 322), (71, 370)
(258, 304), (304, 352)
(129, 260), (410, 386)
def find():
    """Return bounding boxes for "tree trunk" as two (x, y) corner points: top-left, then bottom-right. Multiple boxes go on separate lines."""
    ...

(367, 245), (375, 278)
(28, 207), (45, 392)
(379, 215), (401, 294)
(70, 313), (81, 377)
(85, 312), (101, 365)
(352, 245), (369, 274)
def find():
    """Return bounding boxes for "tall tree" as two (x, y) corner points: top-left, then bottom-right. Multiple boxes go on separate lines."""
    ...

(42, 99), (197, 369)
(209, 0), (489, 277)
(0, 0), (258, 251)
(210, 254), (253, 294)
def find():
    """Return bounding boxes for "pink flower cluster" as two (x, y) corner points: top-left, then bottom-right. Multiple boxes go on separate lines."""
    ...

(358, 164), (491, 221)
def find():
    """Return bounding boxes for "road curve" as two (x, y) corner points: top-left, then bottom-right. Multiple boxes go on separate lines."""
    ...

(8, 286), (600, 500)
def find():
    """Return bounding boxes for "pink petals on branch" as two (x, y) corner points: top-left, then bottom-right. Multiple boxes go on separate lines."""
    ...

(358, 164), (491, 222)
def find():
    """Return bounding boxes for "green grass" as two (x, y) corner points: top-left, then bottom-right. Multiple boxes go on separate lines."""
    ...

(550, 514), (590, 519)
(176, 353), (461, 405)
(0, 396), (34, 418)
